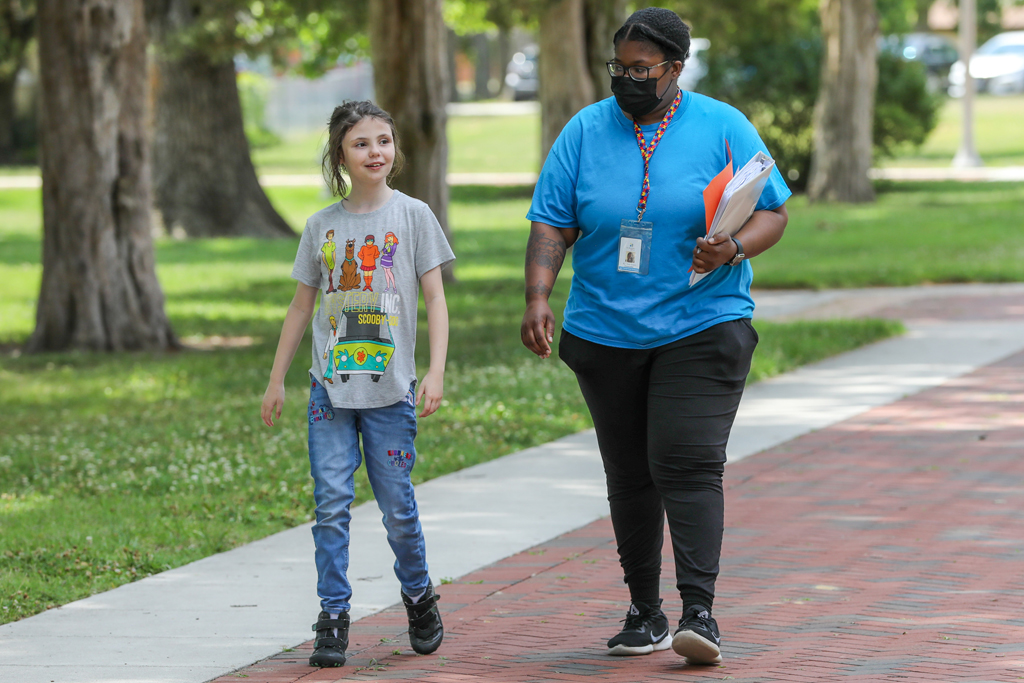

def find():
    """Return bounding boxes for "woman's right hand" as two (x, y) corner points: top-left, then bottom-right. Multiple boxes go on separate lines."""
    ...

(261, 382), (285, 427)
(521, 300), (556, 359)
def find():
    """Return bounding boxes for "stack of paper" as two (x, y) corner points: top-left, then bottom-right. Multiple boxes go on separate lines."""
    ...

(690, 151), (776, 287)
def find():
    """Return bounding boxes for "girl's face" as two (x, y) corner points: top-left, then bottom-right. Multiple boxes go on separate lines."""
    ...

(339, 117), (396, 188)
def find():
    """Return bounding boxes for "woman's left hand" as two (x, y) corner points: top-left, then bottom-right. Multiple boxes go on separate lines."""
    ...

(691, 232), (738, 274)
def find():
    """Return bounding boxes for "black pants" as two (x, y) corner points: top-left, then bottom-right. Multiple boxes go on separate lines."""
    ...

(558, 319), (757, 611)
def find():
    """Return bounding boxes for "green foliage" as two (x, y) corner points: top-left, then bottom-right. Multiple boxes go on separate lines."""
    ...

(697, 31), (821, 189)
(236, 71), (280, 149)
(874, 51), (940, 158)
(0, 0), (34, 81)
(151, 1), (367, 75)
(698, 34), (940, 191)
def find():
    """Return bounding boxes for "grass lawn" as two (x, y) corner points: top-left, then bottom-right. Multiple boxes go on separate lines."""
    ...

(252, 115), (541, 176)
(0, 184), (907, 625)
(753, 181), (1024, 288)
(884, 94), (1024, 167)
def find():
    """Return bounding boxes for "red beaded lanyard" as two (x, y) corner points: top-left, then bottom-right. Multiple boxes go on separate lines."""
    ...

(633, 88), (683, 222)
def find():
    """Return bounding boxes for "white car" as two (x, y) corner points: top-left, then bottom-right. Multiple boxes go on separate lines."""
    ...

(949, 31), (1024, 96)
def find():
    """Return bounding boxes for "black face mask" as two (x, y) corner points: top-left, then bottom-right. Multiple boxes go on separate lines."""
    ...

(611, 75), (671, 119)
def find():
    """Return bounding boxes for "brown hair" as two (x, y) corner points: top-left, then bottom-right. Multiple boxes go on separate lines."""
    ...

(321, 100), (405, 197)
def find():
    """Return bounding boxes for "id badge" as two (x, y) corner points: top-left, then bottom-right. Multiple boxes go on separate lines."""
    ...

(618, 219), (652, 275)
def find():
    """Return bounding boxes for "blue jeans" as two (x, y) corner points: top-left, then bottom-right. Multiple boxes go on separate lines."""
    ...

(307, 377), (429, 613)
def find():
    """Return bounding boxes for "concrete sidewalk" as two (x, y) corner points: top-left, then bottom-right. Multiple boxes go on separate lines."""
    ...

(2, 284), (1024, 682)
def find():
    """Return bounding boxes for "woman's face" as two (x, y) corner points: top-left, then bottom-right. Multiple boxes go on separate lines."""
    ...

(612, 40), (682, 92)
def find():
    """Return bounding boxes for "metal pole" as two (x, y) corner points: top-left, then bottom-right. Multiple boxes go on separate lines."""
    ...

(953, 0), (983, 167)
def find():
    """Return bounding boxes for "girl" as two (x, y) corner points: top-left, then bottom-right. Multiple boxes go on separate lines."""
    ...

(261, 100), (455, 668)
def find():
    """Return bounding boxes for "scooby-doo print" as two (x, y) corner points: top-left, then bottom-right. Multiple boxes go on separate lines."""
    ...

(322, 302), (395, 383)
(338, 239), (361, 292)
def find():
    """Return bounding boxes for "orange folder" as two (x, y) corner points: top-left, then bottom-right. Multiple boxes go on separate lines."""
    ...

(703, 140), (734, 235)
(689, 141), (733, 273)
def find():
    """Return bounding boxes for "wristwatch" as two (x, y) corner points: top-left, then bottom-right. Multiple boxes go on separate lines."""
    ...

(726, 237), (745, 266)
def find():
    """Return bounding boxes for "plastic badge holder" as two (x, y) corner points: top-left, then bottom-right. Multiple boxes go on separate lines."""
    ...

(618, 219), (652, 275)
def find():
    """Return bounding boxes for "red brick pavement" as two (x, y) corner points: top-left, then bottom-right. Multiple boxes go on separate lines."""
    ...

(215, 351), (1024, 682)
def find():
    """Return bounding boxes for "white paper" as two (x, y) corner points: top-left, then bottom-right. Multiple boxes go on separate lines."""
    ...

(690, 152), (775, 287)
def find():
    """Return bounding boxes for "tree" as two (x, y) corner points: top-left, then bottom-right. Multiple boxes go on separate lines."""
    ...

(146, 0), (293, 238)
(369, 0), (455, 280)
(0, 0), (34, 162)
(582, 0), (625, 100)
(31, 0), (175, 352)
(538, 0), (594, 160)
(807, 0), (879, 203)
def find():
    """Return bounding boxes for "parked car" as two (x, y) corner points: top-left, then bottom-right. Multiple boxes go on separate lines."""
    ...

(949, 31), (1024, 96)
(677, 38), (710, 92)
(879, 32), (958, 92)
(505, 46), (539, 101)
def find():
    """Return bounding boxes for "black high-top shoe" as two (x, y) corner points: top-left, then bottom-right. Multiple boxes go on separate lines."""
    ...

(401, 581), (444, 655)
(309, 610), (349, 667)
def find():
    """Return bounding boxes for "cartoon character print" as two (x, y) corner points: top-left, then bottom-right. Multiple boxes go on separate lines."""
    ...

(322, 315), (339, 384)
(381, 232), (399, 293)
(321, 230), (338, 293)
(339, 239), (361, 292)
(357, 234), (380, 292)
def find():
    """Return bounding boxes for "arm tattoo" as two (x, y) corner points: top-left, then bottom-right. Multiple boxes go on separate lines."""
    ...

(526, 280), (552, 297)
(525, 231), (566, 272)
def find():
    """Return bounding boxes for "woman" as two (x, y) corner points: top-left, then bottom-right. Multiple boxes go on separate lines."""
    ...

(520, 7), (790, 665)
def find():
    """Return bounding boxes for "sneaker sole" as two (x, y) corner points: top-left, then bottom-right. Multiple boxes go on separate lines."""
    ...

(671, 630), (722, 664)
(607, 633), (673, 656)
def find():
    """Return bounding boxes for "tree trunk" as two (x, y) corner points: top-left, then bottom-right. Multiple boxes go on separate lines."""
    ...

(369, 0), (455, 281)
(472, 33), (491, 100)
(147, 0), (292, 238)
(31, 0), (175, 353)
(539, 0), (595, 163)
(807, 0), (878, 203)
(150, 51), (293, 237)
(583, 0), (626, 101)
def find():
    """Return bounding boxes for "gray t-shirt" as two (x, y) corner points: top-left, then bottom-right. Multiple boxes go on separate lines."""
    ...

(291, 191), (455, 409)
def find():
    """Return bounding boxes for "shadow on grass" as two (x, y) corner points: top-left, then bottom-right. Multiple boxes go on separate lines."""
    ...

(0, 235), (42, 266)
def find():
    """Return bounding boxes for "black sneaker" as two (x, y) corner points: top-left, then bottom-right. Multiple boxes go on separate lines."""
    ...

(402, 581), (444, 655)
(309, 610), (349, 667)
(606, 599), (672, 656)
(672, 604), (722, 664)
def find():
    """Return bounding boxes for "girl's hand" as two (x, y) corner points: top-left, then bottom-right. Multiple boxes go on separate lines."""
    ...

(262, 382), (285, 427)
(416, 370), (444, 418)
(692, 233), (738, 273)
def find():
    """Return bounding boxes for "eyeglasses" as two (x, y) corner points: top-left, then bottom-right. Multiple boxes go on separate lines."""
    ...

(606, 60), (670, 82)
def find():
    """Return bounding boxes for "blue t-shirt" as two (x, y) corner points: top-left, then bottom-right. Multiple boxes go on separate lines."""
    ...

(527, 93), (792, 349)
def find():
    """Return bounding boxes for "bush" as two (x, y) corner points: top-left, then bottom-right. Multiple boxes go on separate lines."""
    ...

(874, 51), (941, 157)
(698, 35), (941, 191)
